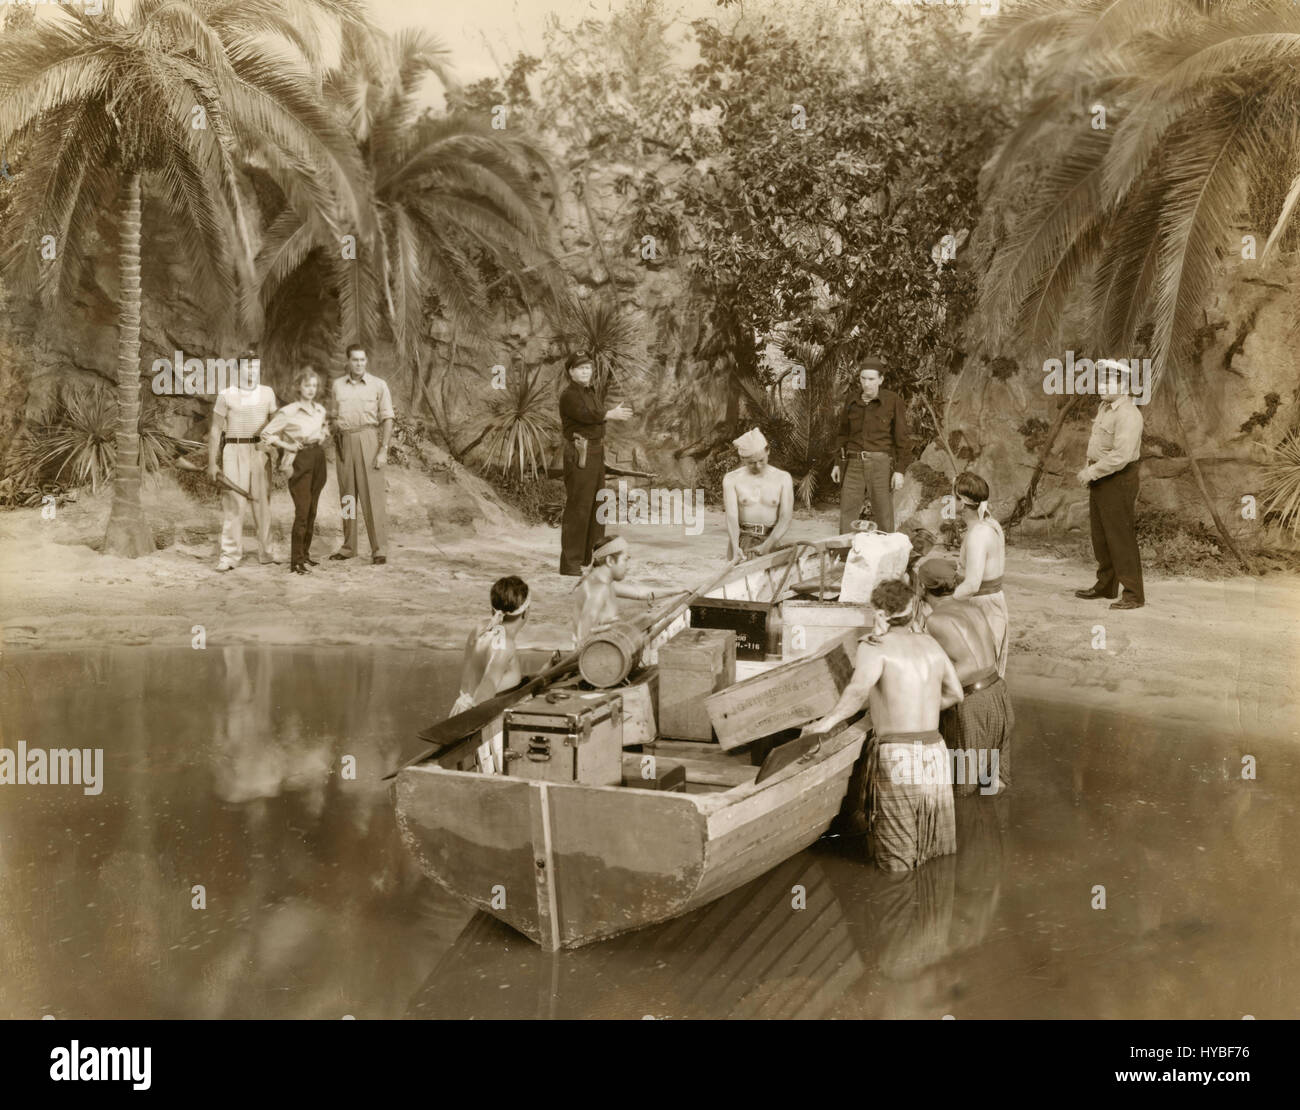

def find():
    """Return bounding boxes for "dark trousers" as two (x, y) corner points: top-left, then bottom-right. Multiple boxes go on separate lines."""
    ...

(560, 439), (605, 575)
(1089, 461), (1144, 603)
(288, 444), (327, 565)
(839, 452), (894, 533)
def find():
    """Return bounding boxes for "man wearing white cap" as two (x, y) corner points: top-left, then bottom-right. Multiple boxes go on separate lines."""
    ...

(1073, 359), (1145, 610)
(723, 428), (793, 560)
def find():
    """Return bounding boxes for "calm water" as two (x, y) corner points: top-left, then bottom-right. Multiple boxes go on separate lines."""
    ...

(1, 647), (1296, 1020)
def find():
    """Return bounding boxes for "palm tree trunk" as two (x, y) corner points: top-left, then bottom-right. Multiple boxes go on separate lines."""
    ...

(103, 172), (154, 558)
(1002, 394), (1081, 529)
(1170, 386), (1252, 573)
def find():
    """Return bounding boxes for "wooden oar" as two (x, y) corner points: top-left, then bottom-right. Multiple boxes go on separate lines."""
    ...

(382, 650), (583, 782)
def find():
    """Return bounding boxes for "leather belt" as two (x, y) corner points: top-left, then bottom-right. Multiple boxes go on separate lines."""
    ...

(739, 523), (771, 536)
(963, 668), (1001, 695)
(841, 450), (889, 460)
(223, 436), (260, 444)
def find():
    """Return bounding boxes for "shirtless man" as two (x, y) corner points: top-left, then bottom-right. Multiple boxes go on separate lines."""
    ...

(571, 534), (677, 647)
(451, 576), (531, 714)
(916, 564), (1013, 797)
(951, 471), (1009, 677)
(723, 428), (794, 560)
(804, 578), (963, 872)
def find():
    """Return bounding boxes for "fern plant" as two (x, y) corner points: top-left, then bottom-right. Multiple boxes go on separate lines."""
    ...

(1259, 429), (1300, 537)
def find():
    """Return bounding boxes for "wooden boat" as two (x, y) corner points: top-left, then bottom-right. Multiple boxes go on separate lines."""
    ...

(394, 541), (875, 952)
(407, 854), (867, 1018)
(395, 713), (869, 951)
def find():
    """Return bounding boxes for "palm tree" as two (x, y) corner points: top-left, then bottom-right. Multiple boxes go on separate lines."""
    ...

(0, 0), (364, 556)
(256, 22), (561, 388)
(976, 0), (1300, 568)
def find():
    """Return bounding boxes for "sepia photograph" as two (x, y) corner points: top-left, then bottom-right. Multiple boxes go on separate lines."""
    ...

(0, 0), (1296, 1073)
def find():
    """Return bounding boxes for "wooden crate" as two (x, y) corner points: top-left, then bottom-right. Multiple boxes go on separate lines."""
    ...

(705, 632), (858, 750)
(779, 600), (874, 660)
(688, 598), (772, 660)
(657, 627), (737, 741)
(620, 670), (659, 748)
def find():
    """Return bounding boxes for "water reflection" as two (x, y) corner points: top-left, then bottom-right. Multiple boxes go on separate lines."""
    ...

(1, 648), (1297, 1020)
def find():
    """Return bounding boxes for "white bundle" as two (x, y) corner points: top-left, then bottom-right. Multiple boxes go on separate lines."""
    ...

(838, 530), (912, 604)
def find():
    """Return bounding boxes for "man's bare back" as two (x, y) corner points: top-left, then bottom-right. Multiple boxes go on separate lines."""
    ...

(807, 627), (962, 737)
(923, 599), (998, 685)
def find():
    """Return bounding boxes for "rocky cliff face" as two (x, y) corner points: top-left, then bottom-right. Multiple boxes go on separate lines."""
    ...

(895, 264), (1299, 544)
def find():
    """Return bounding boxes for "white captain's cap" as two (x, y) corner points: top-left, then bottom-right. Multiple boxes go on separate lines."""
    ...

(733, 427), (768, 459)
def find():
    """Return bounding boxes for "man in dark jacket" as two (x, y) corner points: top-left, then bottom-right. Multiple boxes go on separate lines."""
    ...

(832, 357), (910, 534)
(558, 353), (631, 575)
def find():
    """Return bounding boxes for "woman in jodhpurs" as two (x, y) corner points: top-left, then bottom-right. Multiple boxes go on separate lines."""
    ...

(260, 366), (330, 575)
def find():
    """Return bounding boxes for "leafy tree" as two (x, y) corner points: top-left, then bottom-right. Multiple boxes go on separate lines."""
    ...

(671, 9), (1000, 485)
(0, 0), (364, 556)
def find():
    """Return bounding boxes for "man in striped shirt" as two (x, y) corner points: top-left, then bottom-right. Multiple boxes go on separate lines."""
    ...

(207, 356), (278, 571)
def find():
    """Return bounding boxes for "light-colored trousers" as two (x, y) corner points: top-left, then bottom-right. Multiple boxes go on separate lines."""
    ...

(220, 443), (272, 562)
(336, 426), (388, 557)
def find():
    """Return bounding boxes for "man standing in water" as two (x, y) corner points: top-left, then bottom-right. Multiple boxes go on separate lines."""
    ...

(917, 563), (1012, 797)
(951, 471), (1010, 678)
(832, 358), (909, 534)
(330, 343), (394, 565)
(1074, 359), (1145, 610)
(803, 578), (963, 872)
(207, 353), (277, 572)
(723, 428), (794, 559)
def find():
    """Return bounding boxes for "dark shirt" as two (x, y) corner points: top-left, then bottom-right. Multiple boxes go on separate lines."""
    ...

(835, 388), (910, 469)
(560, 384), (606, 442)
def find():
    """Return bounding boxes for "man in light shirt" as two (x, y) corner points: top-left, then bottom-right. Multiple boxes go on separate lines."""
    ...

(1073, 360), (1145, 610)
(329, 343), (394, 565)
(207, 354), (278, 572)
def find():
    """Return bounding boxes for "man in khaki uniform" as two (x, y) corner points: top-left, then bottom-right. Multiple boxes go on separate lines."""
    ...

(330, 344), (394, 565)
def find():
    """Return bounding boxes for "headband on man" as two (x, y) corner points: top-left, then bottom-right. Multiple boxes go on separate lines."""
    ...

(489, 594), (530, 626)
(591, 535), (629, 562)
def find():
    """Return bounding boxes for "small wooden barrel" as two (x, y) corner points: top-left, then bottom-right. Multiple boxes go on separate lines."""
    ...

(579, 623), (644, 688)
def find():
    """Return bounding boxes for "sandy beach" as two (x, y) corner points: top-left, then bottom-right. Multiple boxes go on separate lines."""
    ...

(1, 468), (1295, 743)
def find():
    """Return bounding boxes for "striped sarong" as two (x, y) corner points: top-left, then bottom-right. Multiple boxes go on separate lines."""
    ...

(939, 673), (1014, 797)
(866, 730), (956, 873)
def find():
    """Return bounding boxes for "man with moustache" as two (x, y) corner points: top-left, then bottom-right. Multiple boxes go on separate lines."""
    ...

(832, 357), (910, 534)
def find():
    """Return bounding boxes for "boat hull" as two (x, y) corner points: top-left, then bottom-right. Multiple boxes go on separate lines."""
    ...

(395, 723), (868, 950)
